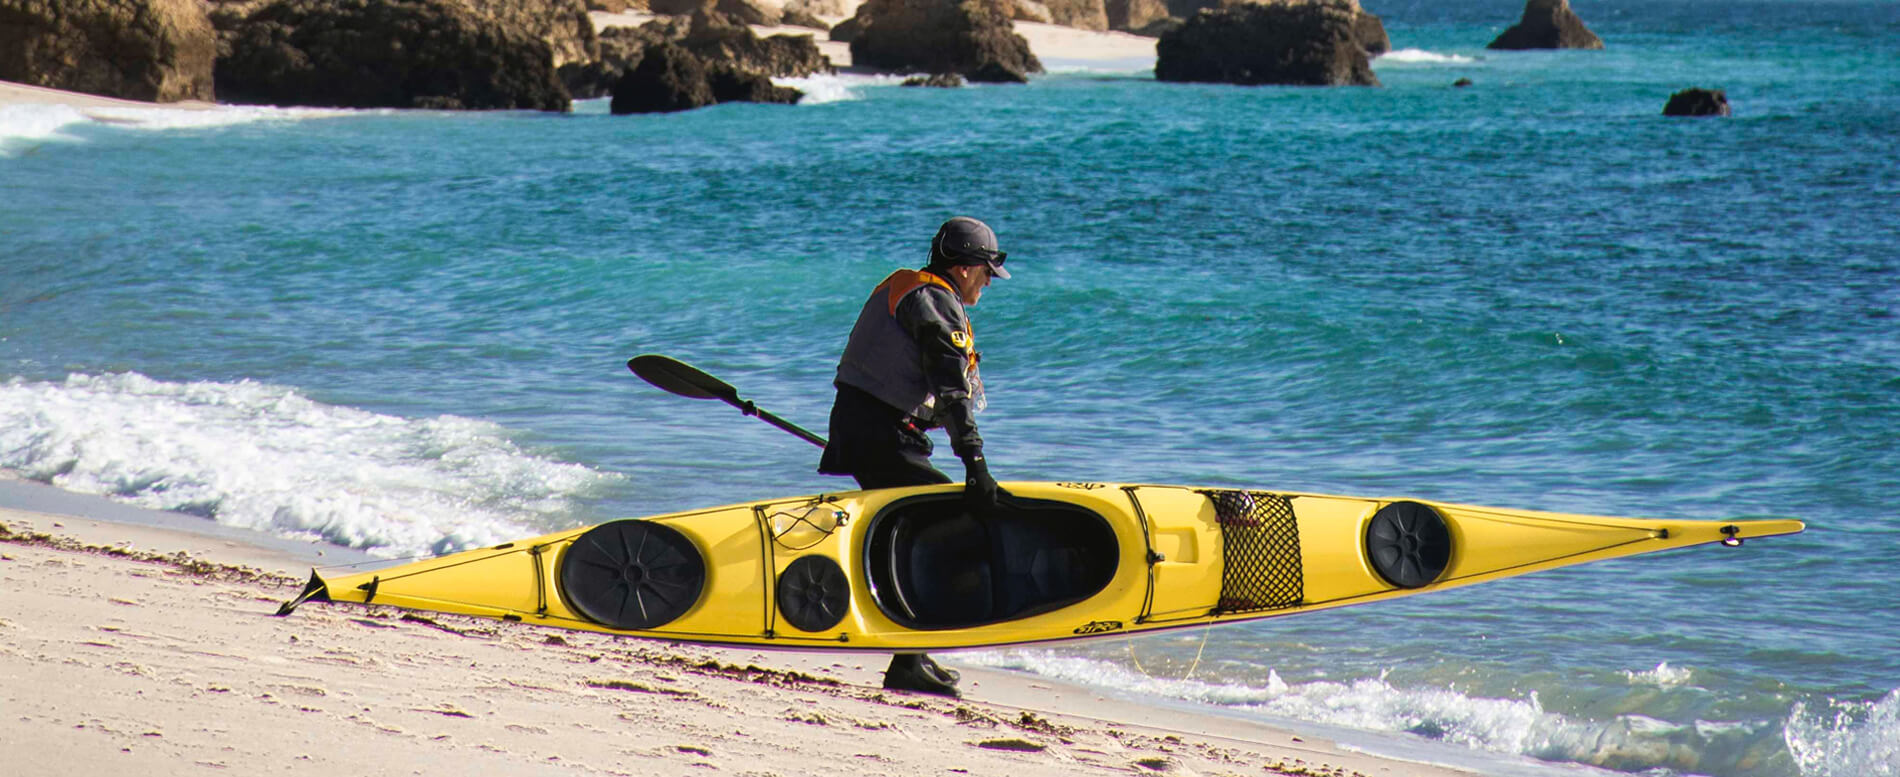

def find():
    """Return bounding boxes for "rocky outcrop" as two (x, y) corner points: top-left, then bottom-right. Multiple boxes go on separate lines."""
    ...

(1487, 0), (1602, 50)
(1043, 0), (1108, 31)
(785, 0), (847, 15)
(1012, 0), (1054, 23)
(214, 0), (570, 110)
(1155, 0), (1377, 86)
(649, 0), (784, 25)
(1148, 0), (1384, 53)
(0, 0), (217, 102)
(902, 72), (965, 87)
(781, 8), (829, 28)
(560, 24), (659, 98)
(679, 10), (829, 76)
(1105, 0), (1171, 34)
(1354, 9), (1387, 55)
(847, 0), (1042, 83)
(608, 42), (799, 113)
(569, 12), (827, 100)
(1663, 88), (1729, 117)
(464, 0), (598, 68)
(827, 15), (863, 42)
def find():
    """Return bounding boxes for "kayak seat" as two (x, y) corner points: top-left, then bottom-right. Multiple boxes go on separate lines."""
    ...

(867, 494), (1117, 630)
(896, 511), (994, 626)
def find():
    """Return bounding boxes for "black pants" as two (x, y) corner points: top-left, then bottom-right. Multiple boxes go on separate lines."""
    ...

(818, 384), (953, 489)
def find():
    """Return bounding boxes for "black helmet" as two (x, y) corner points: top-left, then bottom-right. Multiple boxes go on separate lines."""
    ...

(929, 217), (1010, 279)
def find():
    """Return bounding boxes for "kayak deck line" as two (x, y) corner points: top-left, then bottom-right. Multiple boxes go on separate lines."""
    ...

(275, 482), (1805, 653)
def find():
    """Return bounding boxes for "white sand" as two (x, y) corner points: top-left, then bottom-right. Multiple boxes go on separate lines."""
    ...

(0, 79), (216, 111)
(0, 494), (1482, 777)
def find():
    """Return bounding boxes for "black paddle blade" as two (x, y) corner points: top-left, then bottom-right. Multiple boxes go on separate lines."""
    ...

(628, 354), (738, 402)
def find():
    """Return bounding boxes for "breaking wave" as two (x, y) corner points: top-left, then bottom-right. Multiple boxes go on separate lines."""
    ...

(0, 101), (348, 155)
(0, 372), (619, 557)
(963, 650), (1888, 777)
(1378, 48), (1479, 65)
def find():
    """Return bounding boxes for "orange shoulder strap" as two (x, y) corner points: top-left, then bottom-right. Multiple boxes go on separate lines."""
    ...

(875, 269), (955, 317)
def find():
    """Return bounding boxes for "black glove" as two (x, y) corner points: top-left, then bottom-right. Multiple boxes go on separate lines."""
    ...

(962, 453), (1000, 514)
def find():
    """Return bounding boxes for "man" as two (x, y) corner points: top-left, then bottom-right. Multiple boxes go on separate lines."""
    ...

(818, 216), (1011, 697)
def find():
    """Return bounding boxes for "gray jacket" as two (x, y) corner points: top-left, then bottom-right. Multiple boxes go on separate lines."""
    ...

(834, 269), (984, 458)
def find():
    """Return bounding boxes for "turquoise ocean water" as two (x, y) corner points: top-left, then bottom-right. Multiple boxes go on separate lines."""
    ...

(3, 1), (1896, 774)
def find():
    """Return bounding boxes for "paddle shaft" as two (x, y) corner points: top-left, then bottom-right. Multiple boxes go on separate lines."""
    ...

(628, 355), (828, 448)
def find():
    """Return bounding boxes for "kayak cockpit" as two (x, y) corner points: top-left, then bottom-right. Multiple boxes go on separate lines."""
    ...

(865, 493), (1118, 630)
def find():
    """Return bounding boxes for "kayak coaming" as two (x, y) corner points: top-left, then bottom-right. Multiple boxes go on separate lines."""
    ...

(286, 482), (1805, 651)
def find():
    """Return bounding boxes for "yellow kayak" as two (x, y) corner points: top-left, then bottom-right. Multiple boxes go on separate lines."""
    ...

(278, 482), (1804, 651)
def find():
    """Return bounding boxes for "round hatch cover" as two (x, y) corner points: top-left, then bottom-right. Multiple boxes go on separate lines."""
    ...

(559, 520), (705, 630)
(777, 555), (850, 633)
(1365, 501), (1452, 589)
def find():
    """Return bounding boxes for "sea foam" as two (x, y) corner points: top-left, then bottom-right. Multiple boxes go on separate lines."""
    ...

(964, 649), (1867, 776)
(1787, 689), (1900, 777)
(0, 372), (620, 557)
(775, 73), (910, 104)
(0, 102), (348, 155)
(1377, 49), (1478, 65)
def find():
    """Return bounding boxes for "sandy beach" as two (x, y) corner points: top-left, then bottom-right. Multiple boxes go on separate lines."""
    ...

(0, 485), (1478, 777)
(0, 79), (217, 110)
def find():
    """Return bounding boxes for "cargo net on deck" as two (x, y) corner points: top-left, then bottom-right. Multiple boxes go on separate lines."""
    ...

(1203, 490), (1303, 614)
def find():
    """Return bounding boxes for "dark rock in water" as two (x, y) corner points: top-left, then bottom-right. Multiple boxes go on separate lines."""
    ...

(609, 42), (799, 113)
(681, 10), (831, 77)
(561, 26), (656, 99)
(828, 16), (863, 43)
(566, 11), (828, 100)
(848, 0), (1042, 83)
(1487, 0), (1603, 50)
(0, 0), (218, 102)
(1157, 0), (1382, 54)
(1155, 0), (1378, 87)
(1453, 77), (1473, 87)
(1663, 87), (1730, 117)
(708, 65), (801, 104)
(1354, 10), (1388, 56)
(1133, 16), (1183, 37)
(611, 42), (716, 112)
(901, 73), (966, 88)
(215, 0), (571, 110)
(1105, 0), (1170, 34)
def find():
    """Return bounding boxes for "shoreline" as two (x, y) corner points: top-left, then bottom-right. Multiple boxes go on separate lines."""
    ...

(0, 480), (1484, 777)
(0, 15), (1154, 113)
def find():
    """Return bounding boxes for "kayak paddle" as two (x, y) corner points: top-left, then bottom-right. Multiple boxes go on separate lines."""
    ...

(627, 354), (828, 448)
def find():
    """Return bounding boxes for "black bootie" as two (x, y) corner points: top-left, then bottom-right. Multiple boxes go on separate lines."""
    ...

(883, 653), (960, 697)
(922, 654), (960, 683)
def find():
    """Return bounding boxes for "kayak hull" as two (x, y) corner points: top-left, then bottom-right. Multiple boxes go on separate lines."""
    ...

(283, 482), (1804, 651)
